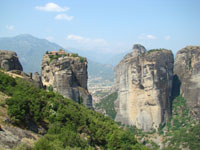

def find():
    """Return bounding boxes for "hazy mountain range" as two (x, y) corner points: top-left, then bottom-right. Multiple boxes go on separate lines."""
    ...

(0, 34), (115, 80)
(0, 34), (62, 73)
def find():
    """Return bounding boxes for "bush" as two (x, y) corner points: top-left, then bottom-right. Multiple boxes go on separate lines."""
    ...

(48, 85), (53, 92)
(147, 48), (165, 54)
(0, 71), (16, 95)
(79, 56), (86, 63)
(71, 53), (79, 57)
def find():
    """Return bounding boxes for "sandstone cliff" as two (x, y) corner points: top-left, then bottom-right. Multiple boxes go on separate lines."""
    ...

(174, 46), (200, 118)
(114, 44), (174, 131)
(0, 50), (23, 71)
(41, 51), (92, 108)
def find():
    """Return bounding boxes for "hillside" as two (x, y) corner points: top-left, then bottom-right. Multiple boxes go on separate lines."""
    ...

(0, 71), (147, 150)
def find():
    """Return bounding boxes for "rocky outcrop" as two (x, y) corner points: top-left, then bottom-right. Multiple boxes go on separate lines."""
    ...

(0, 50), (23, 71)
(0, 50), (43, 88)
(8, 70), (43, 88)
(41, 52), (92, 108)
(174, 46), (200, 118)
(0, 125), (39, 149)
(114, 44), (174, 131)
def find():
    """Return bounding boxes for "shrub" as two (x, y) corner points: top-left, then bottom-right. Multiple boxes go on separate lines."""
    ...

(147, 48), (164, 54)
(48, 85), (53, 92)
(71, 53), (79, 57)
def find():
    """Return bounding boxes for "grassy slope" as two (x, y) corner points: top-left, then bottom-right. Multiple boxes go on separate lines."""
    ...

(0, 71), (147, 150)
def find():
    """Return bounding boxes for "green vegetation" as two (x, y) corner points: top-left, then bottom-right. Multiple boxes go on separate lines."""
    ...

(48, 85), (53, 92)
(0, 71), (147, 150)
(95, 92), (118, 119)
(49, 54), (66, 62)
(70, 53), (79, 57)
(70, 53), (87, 63)
(189, 59), (192, 70)
(163, 96), (200, 150)
(79, 56), (86, 63)
(78, 96), (83, 104)
(48, 52), (86, 63)
(147, 49), (164, 54)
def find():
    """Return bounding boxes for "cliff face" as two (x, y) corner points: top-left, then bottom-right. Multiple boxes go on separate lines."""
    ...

(114, 44), (174, 131)
(174, 46), (200, 118)
(0, 50), (23, 71)
(41, 53), (92, 108)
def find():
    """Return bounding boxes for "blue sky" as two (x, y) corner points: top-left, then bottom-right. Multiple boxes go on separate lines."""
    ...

(0, 0), (200, 56)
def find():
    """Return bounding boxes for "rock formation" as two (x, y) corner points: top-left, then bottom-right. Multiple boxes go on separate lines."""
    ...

(0, 50), (42, 88)
(174, 46), (200, 118)
(41, 51), (92, 108)
(114, 44), (174, 131)
(0, 50), (23, 71)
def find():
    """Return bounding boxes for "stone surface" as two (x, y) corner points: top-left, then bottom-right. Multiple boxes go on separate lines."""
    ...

(31, 72), (43, 88)
(174, 46), (200, 118)
(114, 44), (174, 131)
(0, 125), (39, 149)
(41, 53), (92, 108)
(0, 50), (23, 71)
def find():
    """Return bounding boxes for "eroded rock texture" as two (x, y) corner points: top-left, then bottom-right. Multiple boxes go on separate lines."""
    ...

(41, 53), (92, 108)
(0, 50), (23, 71)
(174, 46), (200, 118)
(114, 44), (174, 131)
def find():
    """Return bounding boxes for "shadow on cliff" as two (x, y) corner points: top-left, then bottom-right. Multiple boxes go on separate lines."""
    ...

(170, 75), (181, 112)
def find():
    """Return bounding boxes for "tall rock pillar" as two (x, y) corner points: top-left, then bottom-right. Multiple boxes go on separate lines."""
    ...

(114, 44), (174, 131)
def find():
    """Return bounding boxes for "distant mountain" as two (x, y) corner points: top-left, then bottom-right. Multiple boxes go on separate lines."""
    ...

(88, 59), (114, 81)
(0, 34), (114, 81)
(66, 48), (114, 65)
(106, 50), (131, 66)
(0, 34), (63, 73)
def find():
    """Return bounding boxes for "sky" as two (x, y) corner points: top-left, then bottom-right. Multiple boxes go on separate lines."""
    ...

(0, 0), (200, 57)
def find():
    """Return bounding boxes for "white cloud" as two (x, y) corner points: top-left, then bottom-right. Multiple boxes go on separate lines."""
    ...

(139, 34), (156, 40)
(146, 34), (156, 40)
(6, 25), (14, 31)
(46, 36), (54, 42)
(66, 34), (114, 53)
(67, 34), (85, 41)
(35, 2), (69, 12)
(164, 35), (171, 40)
(55, 14), (74, 21)
(66, 34), (107, 45)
